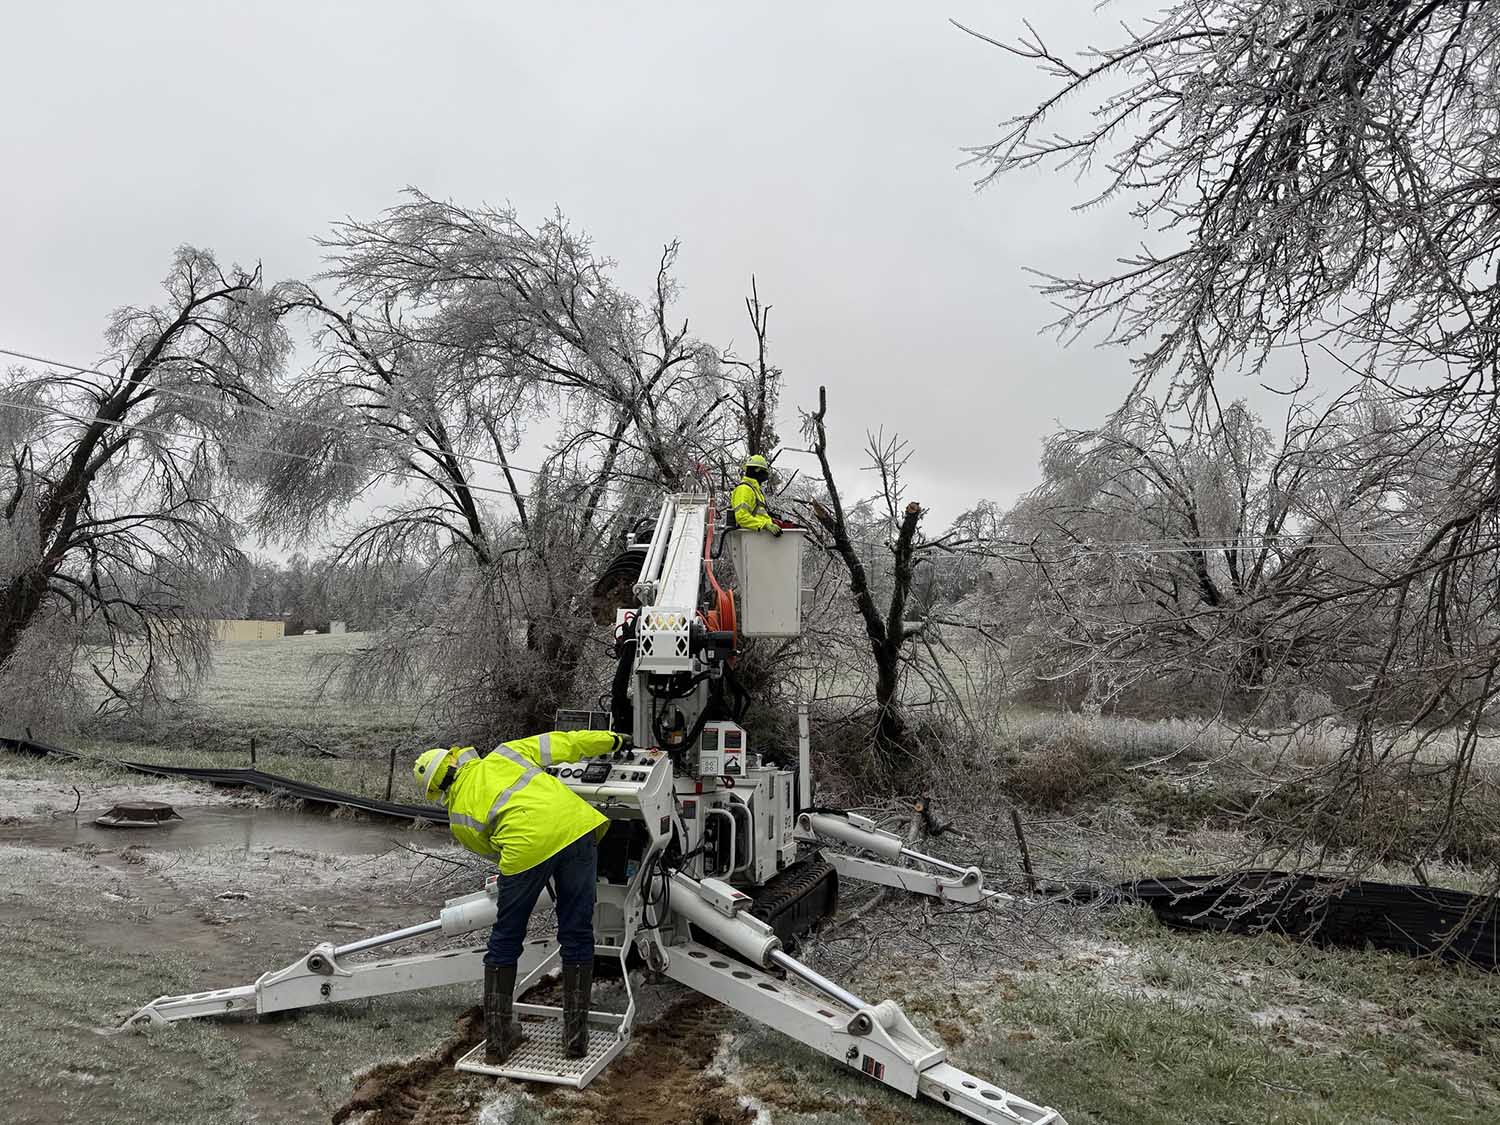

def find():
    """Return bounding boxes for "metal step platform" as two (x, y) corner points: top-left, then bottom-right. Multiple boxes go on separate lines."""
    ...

(454, 1003), (627, 1087)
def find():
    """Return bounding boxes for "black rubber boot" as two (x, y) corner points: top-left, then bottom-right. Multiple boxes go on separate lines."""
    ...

(484, 963), (523, 1065)
(562, 962), (593, 1059)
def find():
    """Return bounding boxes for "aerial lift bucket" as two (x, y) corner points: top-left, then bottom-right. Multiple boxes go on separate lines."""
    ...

(727, 528), (806, 637)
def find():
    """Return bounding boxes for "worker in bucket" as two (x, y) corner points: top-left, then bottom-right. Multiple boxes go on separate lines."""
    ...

(732, 453), (785, 535)
(413, 729), (629, 1063)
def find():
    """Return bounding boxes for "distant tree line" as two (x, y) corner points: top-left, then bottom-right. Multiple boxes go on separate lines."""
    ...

(223, 553), (362, 633)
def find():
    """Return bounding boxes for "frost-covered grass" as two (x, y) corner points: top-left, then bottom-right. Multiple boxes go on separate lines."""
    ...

(77, 631), (424, 761)
(968, 909), (1500, 1124)
(0, 839), (476, 1125)
(184, 633), (417, 745)
(711, 905), (1500, 1125)
(41, 631), (433, 799)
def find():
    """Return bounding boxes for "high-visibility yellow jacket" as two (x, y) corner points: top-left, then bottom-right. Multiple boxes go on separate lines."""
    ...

(731, 475), (774, 532)
(439, 730), (626, 875)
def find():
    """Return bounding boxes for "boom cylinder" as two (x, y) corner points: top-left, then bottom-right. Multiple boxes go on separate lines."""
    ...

(668, 871), (781, 966)
(800, 812), (902, 861)
(334, 919), (442, 958)
(332, 886), (501, 960)
(669, 872), (867, 1013)
(798, 812), (971, 877)
(768, 948), (865, 1012)
(439, 888), (500, 936)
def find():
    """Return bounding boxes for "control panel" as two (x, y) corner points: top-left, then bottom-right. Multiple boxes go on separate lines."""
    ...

(696, 721), (748, 777)
(548, 751), (664, 788)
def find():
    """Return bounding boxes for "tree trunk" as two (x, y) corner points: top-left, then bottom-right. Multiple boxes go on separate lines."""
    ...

(0, 567), (50, 668)
(807, 386), (925, 785)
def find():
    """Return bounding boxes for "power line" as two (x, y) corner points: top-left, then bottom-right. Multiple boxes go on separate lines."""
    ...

(0, 389), (1427, 564)
(0, 342), (779, 536)
(826, 529), (1424, 563)
(0, 343), (1437, 562)
(0, 344), (557, 481)
(0, 343), (764, 509)
(0, 394), (634, 521)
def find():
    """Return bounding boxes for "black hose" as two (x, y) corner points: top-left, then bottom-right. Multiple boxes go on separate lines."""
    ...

(712, 526), (733, 559)
(641, 849), (672, 931)
(611, 618), (637, 734)
(723, 663), (751, 723)
(642, 838), (702, 931)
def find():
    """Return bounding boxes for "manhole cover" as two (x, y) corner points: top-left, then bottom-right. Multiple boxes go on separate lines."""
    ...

(95, 800), (183, 828)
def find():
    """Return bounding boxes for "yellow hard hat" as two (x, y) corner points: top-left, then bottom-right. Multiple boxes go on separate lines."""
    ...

(743, 454), (770, 475)
(413, 747), (452, 800)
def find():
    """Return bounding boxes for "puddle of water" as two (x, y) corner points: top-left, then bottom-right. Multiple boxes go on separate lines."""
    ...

(0, 805), (414, 855)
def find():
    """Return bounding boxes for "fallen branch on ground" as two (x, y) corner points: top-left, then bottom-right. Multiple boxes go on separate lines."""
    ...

(292, 732), (341, 758)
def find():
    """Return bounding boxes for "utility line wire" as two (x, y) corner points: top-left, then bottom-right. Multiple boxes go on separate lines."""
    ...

(0, 344), (1437, 561)
(0, 391), (1431, 562)
(0, 341), (746, 528)
(0, 344), (558, 481)
(0, 394), (634, 519)
(0, 343), (747, 534)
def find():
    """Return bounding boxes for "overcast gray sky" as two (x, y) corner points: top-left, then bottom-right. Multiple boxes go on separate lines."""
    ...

(0, 0), (1170, 527)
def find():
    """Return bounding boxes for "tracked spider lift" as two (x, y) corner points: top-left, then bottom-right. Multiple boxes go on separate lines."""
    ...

(124, 495), (1066, 1125)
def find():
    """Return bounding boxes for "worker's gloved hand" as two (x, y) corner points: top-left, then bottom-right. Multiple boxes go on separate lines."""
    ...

(770, 524), (783, 537)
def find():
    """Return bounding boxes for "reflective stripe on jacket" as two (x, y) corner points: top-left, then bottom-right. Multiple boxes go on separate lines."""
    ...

(730, 476), (774, 531)
(443, 730), (626, 875)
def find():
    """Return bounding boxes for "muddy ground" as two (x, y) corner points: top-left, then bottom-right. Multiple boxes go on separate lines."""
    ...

(2, 758), (1497, 1124)
(0, 764), (917, 1125)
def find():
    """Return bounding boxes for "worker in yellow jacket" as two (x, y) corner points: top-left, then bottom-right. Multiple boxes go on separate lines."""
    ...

(413, 728), (628, 1063)
(731, 453), (783, 536)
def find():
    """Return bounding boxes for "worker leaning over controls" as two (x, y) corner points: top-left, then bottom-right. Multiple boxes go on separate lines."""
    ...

(732, 453), (783, 536)
(413, 728), (629, 1063)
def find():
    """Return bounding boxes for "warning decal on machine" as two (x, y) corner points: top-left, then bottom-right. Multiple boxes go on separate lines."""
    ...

(861, 1055), (885, 1081)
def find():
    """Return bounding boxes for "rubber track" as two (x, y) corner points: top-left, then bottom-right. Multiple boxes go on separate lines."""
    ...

(1, 733), (447, 824)
(1115, 869), (1499, 971)
(749, 856), (839, 948)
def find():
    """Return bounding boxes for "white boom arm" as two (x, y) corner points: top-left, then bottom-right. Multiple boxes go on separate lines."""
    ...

(122, 885), (538, 1028)
(796, 812), (1007, 906)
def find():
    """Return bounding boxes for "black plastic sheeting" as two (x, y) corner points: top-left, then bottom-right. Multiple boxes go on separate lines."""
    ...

(0, 733), (447, 824)
(1116, 870), (1500, 971)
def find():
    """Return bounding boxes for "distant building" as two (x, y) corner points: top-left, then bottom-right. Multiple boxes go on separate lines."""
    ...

(212, 619), (286, 642)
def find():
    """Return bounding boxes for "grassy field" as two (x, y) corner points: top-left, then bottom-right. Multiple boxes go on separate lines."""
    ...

(186, 632), (419, 747)
(774, 908), (1500, 1125)
(4, 632), (1497, 1123)
(70, 632), (431, 799)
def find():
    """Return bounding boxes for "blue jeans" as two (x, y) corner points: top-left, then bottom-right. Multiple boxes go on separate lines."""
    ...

(485, 831), (598, 967)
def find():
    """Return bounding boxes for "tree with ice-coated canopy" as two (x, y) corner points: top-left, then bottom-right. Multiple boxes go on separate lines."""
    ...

(969, 1), (1500, 877)
(0, 248), (293, 722)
